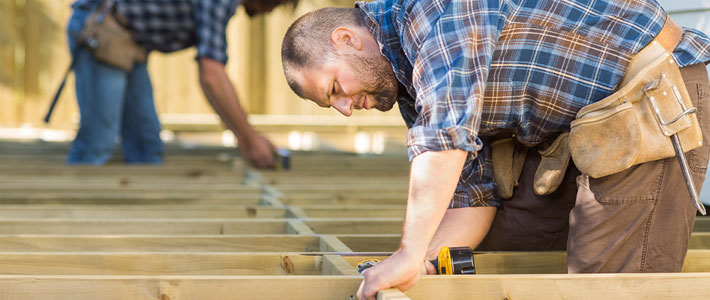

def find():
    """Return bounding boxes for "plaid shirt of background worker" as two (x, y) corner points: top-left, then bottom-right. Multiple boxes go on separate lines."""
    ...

(356, 0), (710, 208)
(72, 0), (240, 64)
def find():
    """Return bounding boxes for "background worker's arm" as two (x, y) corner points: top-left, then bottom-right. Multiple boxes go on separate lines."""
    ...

(198, 57), (275, 168)
(357, 149), (475, 300)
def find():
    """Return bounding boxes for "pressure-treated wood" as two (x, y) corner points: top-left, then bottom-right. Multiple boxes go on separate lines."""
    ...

(0, 205), (287, 219)
(1, 273), (710, 300)
(0, 219), (291, 235)
(0, 193), (263, 205)
(0, 235), (326, 252)
(0, 253), (324, 275)
(3, 141), (709, 299)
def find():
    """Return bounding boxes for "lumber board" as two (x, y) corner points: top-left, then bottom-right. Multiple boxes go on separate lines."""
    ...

(259, 175), (409, 185)
(0, 193), (262, 205)
(1, 274), (710, 300)
(0, 219), (291, 235)
(342, 250), (710, 274)
(0, 184), (253, 192)
(301, 206), (405, 218)
(279, 192), (407, 205)
(693, 217), (710, 232)
(0, 175), (245, 185)
(0, 250), (707, 277)
(0, 205), (287, 219)
(0, 235), (324, 252)
(286, 220), (315, 235)
(322, 255), (359, 275)
(378, 289), (410, 300)
(339, 233), (710, 251)
(305, 219), (403, 234)
(0, 166), (243, 177)
(337, 235), (401, 252)
(0, 253), (323, 275)
(320, 235), (353, 252)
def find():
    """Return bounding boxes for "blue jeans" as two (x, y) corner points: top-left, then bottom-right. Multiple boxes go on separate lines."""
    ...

(67, 8), (163, 165)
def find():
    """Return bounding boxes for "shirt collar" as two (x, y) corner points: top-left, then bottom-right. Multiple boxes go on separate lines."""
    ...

(355, 0), (416, 101)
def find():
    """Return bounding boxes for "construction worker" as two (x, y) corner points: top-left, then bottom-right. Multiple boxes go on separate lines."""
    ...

(65, 0), (297, 167)
(280, 1), (710, 299)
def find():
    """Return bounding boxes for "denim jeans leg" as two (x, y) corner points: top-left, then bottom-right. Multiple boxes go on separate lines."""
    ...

(120, 61), (164, 164)
(66, 9), (129, 165)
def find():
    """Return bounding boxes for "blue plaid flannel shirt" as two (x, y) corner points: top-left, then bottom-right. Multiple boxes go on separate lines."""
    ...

(73, 0), (240, 64)
(356, 0), (710, 208)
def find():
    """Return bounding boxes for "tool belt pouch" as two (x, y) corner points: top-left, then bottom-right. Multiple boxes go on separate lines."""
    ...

(79, 2), (146, 72)
(569, 48), (702, 178)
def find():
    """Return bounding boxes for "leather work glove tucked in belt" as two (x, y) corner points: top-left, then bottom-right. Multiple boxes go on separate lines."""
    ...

(491, 133), (570, 199)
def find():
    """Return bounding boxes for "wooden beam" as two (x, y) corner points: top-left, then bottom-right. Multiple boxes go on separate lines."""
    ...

(305, 219), (403, 234)
(694, 217), (710, 232)
(378, 289), (410, 300)
(0, 193), (262, 205)
(336, 235), (401, 252)
(0, 273), (709, 300)
(0, 235), (323, 252)
(279, 192), (407, 205)
(0, 219), (290, 235)
(689, 232), (710, 249)
(320, 235), (353, 252)
(286, 220), (315, 235)
(322, 255), (359, 275)
(0, 250), (706, 277)
(301, 206), (405, 218)
(0, 205), (287, 219)
(0, 252), (322, 275)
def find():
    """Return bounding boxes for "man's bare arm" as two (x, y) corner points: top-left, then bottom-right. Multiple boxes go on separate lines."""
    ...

(198, 57), (275, 168)
(358, 149), (490, 299)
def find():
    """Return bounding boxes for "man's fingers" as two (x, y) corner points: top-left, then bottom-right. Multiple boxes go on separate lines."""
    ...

(356, 280), (365, 300)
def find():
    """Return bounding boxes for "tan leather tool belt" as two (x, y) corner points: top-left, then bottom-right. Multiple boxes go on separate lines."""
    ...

(78, 0), (146, 72)
(569, 17), (702, 178)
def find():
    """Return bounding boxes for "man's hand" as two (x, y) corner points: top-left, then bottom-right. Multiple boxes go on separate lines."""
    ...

(356, 249), (424, 300)
(198, 57), (277, 169)
(356, 150), (468, 299)
(239, 132), (276, 169)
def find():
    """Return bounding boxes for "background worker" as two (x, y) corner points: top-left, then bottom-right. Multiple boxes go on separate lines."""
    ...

(66, 0), (297, 167)
(280, 1), (710, 299)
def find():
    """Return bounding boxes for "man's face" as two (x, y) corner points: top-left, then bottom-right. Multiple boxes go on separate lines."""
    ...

(298, 51), (399, 116)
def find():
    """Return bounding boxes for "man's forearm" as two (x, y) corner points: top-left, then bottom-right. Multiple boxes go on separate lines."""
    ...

(399, 149), (469, 259)
(198, 58), (255, 141)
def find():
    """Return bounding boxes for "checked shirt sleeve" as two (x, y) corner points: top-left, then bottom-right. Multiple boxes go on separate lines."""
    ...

(193, 0), (238, 64)
(407, 0), (506, 207)
(407, 0), (504, 157)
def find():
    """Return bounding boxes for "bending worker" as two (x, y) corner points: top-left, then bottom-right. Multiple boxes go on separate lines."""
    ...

(280, 0), (710, 299)
(65, 0), (297, 166)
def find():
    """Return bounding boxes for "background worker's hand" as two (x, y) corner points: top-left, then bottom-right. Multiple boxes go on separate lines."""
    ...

(356, 249), (424, 300)
(239, 132), (276, 169)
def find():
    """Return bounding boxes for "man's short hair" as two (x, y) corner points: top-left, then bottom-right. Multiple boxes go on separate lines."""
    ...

(267, 0), (299, 9)
(281, 7), (367, 98)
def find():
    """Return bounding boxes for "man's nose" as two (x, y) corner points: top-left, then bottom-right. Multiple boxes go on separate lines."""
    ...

(332, 96), (353, 117)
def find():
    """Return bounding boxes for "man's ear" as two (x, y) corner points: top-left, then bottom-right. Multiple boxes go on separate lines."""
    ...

(330, 27), (363, 50)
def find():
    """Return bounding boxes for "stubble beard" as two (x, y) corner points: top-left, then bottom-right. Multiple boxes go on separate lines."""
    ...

(342, 54), (398, 112)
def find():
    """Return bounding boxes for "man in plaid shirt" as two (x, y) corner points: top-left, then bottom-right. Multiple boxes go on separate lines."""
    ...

(281, 0), (710, 298)
(67, 0), (296, 167)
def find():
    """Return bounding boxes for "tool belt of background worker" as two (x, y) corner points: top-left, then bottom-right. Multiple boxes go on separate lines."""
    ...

(492, 16), (702, 198)
(78, 0), (146, 72)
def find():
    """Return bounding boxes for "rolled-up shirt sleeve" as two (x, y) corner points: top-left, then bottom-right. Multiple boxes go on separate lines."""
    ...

(407, 1), (504, 207)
